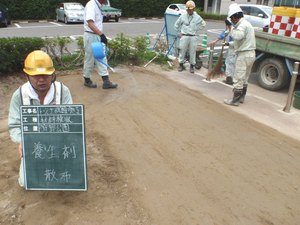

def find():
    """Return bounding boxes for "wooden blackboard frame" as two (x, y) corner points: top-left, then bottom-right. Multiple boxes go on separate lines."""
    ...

(20, 104), (87, 191)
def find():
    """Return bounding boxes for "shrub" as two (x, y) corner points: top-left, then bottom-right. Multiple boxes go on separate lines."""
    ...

(0, 37), (44, 75)
(44, 36), (85, 71)
(0, 34), (168, 76)
(108, 33), (169, 66)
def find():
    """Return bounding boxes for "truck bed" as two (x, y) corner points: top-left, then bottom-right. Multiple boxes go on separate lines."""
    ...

(255, 29), (300, 61)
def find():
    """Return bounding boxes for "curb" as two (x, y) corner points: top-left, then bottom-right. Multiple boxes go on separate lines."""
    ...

(13, 17), (164, 24)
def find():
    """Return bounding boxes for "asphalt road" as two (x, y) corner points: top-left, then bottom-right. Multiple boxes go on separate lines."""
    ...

(0, 18), (224, 42)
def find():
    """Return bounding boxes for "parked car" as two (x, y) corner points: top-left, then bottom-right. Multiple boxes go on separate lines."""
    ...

(56, 2), (84, 24)
(165, 4), (186, 15)
(102, 0), (122, 22)
(239, 4), (272, 28)
(0, 4), (11, 27)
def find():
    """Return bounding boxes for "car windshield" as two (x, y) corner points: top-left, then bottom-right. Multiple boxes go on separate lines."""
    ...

(65, 3), (83, 10)
(261, 6), (272, 16)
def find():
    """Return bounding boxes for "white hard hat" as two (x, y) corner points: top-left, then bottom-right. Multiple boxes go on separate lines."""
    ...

(228, 3), (243, 17)
(186, 0), (195, 9)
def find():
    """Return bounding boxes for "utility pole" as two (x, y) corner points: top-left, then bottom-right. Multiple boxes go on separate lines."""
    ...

(204, 0), (208, 13)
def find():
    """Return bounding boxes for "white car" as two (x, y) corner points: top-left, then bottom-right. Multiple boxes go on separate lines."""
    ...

(165, 4), (186, 15)
(56, 2), (84, 24)
(239, 4), (272, 28)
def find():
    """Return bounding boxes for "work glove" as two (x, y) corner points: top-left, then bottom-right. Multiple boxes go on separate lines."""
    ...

(100, 34), (108, 45)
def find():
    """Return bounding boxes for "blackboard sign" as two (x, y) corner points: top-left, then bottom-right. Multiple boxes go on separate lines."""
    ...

(21, 105), (87, 191)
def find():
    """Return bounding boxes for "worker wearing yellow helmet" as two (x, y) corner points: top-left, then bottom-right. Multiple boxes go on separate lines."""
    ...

(8, 50), (73, 187)
(224, 3), (256, 106)
(175, 0), (206, 73)
(186, 0), (195, 9)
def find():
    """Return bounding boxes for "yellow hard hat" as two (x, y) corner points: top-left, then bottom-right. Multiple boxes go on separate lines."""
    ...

(23, 50), (55, 76)
(186, 0), (195, 9)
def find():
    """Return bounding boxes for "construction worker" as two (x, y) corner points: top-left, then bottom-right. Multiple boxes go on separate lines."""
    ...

(224, 3), (256, 106)
(175, 0), (206, 73)
(209, 19), (236, 85)
(83, 0), (117, 89)
(8, 50), (73, 187)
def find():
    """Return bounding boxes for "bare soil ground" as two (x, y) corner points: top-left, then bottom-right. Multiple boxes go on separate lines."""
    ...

(1, 66), (300, 225)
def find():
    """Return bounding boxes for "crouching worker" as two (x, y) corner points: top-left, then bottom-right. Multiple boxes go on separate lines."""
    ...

(8, 50), (73, 187)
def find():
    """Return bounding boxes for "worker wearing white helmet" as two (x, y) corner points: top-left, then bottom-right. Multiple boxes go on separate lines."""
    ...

(224, 3), (256, 106)
(175, 0), (206, 73)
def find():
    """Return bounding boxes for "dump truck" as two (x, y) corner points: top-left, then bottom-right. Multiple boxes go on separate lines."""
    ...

(251, 1), (300, 91)
(252, 29), (300, 91)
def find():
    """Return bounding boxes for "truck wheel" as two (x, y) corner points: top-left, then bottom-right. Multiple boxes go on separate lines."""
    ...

(257, 58), (290, 91)
(115, 16), (119, 22)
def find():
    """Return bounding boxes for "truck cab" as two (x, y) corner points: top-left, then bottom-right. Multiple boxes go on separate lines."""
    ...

(102, 0), (122, 22)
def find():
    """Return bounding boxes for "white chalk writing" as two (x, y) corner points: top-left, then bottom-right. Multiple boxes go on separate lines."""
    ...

(44, 169), (72, 183)
(31, 142), (77, 160)
(62, 145), (77, 159)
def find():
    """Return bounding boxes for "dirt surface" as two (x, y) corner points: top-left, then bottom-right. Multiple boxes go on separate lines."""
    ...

(1, 66), (300, 225)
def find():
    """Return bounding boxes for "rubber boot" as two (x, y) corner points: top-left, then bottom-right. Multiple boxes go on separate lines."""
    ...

(190, 64), (195, 74)
(102, 76), (118, 89)
(178, 63), (185, 72)
(223, 76), (234, 85)
(224, 88), (243, 106)
(239, 84), (248, 104)
(84, 77), (97, 88)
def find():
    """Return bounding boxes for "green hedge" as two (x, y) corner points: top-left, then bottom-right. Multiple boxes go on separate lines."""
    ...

(0, 34), (168, 75)
(1, 0), (210, 20)
(0, 37), (45, 74)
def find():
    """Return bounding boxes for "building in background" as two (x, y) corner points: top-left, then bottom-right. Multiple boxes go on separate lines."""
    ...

(273, 0), (300, 7)
(202, 0), (275, 14)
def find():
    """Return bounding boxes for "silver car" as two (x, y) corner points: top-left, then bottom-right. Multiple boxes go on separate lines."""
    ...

(56, 2), (84, 24)
(239, 4), (272, 28)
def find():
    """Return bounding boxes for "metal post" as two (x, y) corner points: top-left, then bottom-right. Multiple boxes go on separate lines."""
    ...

(208, 45), (214, 71)
(206, 45), (214, 81)
(283, 61), (299, 113)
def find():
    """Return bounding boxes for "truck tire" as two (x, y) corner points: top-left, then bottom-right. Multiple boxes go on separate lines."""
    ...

(115, 16), (119, 22)
(257, 57), (290, 91)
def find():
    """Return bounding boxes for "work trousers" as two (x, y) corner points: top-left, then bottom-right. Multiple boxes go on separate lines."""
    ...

(19, 159), (24, 187)
(83, 32), (109, 79)
(178, 35), (199, 66)
(233, 50), (255, 90)
(225, 47), (236, 78)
